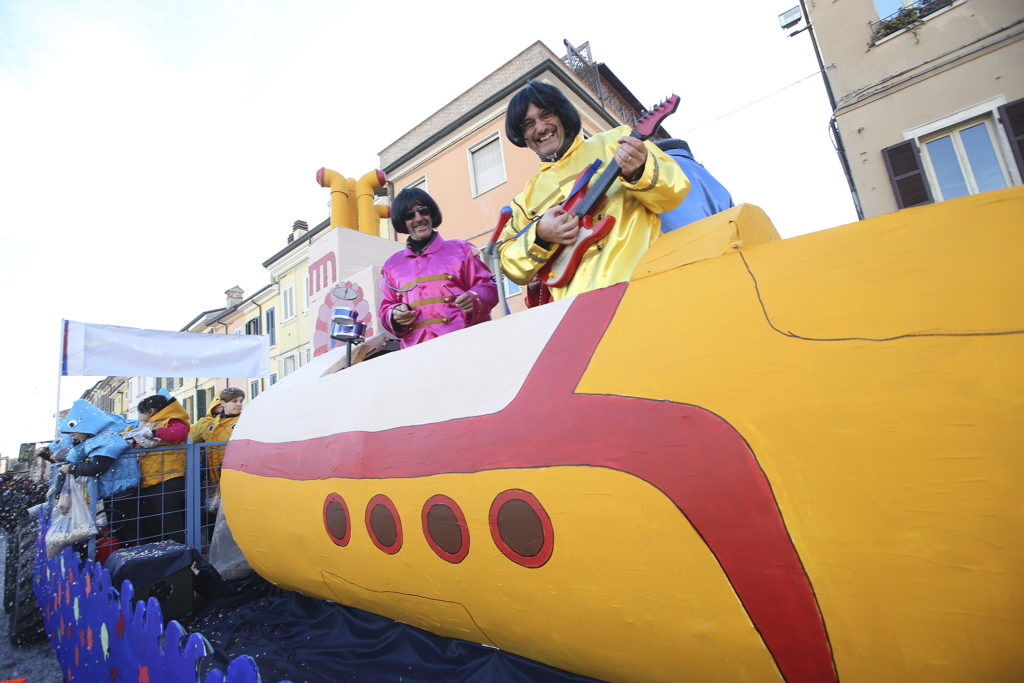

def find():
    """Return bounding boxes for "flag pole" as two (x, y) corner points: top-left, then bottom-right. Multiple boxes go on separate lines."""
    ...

(54, 319), (67, 436)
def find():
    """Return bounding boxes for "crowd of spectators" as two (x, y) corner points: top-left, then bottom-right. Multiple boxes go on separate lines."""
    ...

(41, 387), (245, 554)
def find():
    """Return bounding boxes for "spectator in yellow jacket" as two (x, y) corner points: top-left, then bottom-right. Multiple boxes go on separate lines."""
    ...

(191, 387), (244, 484)
(127, 393), (191, 544)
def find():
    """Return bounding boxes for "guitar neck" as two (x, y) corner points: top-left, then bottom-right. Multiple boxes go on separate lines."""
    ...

(566, 94), (679, 223)
(572, 129), (641, 219)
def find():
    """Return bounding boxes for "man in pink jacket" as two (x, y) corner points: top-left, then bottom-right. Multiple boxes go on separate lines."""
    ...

(379, 188), (499, 348)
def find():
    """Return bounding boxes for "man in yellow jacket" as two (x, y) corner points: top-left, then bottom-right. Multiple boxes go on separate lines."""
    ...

(190, 387), (245, 486)
(498, 80), (689, 301)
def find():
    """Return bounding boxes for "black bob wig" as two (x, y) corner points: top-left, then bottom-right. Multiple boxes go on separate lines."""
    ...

(391, 187), (443, 234)
(505, 80), (582, 149)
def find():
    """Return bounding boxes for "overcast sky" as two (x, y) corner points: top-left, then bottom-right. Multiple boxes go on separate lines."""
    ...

(0, 0), (859, 460)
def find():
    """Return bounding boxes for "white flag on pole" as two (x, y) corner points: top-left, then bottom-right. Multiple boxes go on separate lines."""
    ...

(61, 320), (270, 378)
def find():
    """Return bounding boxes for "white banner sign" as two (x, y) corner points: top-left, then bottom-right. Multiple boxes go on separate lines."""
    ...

(61, 320), (270, 378)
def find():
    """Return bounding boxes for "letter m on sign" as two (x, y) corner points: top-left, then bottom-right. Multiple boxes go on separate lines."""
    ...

(309, 254), (337, 297)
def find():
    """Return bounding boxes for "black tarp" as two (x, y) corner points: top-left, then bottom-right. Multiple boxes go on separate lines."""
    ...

(184, 577), (604, 683)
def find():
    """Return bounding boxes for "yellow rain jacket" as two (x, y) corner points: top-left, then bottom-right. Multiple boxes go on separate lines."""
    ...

(138, 399), (190, 489)
(189, 401), (239, 484)
(499, 127), (688, 300)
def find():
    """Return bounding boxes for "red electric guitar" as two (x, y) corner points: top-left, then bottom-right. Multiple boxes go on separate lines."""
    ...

(538, 94), (680, 288)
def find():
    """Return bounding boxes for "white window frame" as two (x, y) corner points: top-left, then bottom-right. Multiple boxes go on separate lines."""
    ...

(249, 379), (260, 398)
(301, 274), (310, 312)
(904, 96), (1021, 200)
(281, 353), (298, 378)
(281, 283), (296, 323)
(467, 132), (507, 197)
(403, 175), (427, 192)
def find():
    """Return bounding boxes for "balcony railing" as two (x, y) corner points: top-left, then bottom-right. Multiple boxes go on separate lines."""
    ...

(871, 0), (954, 42)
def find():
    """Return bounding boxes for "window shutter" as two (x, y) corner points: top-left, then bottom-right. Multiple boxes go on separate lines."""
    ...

(882, 140), (934, 209)
(997, 97), (1024, 180)
(471, 138), (504, 195)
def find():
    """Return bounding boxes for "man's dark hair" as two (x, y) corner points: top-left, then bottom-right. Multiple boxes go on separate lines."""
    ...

(391, 187), (443, 234)
(505, 80), (582, 149)
(138, 394), (172, 415)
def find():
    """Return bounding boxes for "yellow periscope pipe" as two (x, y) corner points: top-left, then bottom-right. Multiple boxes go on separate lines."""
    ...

(316, 167), (351, 230)
(316, 167), (388, 233)
(357, 169), (388, 236)
(345, 177), (358, 231)
(374, 204), (391, 238)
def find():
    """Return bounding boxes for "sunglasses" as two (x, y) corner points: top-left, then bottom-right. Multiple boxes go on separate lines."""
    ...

(403, 206), (431, 221)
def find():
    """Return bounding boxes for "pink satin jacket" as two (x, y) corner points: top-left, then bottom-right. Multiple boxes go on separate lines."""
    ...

(379, 233), (499, 348)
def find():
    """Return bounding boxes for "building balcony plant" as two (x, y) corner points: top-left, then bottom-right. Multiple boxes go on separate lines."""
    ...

(872, 0), (954, 41)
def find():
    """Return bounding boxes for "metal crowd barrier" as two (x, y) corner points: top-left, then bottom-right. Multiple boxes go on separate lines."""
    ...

(84, 440), (228, 562)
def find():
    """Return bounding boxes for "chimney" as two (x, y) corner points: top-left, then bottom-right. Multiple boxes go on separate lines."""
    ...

(288, 219), (309, 244)
(225, 285), (244, 308)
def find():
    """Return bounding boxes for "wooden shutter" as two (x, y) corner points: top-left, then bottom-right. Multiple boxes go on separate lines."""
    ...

(997, 97), (1024, 180)
(882, 140), (934, 209)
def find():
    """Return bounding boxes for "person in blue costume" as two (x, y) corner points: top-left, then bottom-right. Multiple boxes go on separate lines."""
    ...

(56, 399), (142, 546)
(654, 139), (734, 232)
(38, 433), (77, 492)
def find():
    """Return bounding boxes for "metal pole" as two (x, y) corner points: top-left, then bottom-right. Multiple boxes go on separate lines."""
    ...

(54, 319), (66, 438)
(489, 252), (510, 318)
(185, 443), (202, 548)
(87, 477), (97, 560)
(796, 0), (865, 220)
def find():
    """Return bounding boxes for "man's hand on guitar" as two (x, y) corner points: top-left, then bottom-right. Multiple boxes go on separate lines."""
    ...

(537, 206), (580, 247)
(616, 136), (648, 182)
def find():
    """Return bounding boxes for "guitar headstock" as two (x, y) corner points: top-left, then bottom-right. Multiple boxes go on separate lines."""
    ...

(633, 95), (680, 139)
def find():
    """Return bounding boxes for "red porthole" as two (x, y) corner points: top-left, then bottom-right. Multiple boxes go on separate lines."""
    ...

(489, 489), (553, 568)
(421, 495), (470, 563)
(365, 494), (403, 554)
(323, 493), (350, 547)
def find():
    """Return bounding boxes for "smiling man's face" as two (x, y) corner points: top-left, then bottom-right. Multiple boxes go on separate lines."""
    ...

(522, 102), (565, 159)
(403, 205), (434, 240)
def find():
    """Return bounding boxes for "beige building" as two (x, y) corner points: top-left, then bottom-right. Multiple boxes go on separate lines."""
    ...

(174, 282), (274, 420)
(81, 376), (131, 417)
(378, 40), (671, 313)
(173, 219), (323, 420)
(261, 220), (320, 384)
(805, 0), (1024, 218)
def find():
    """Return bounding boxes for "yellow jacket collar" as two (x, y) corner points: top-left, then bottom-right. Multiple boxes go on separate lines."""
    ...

(151, 398), (189, 426)
(540, 135), (585, 171)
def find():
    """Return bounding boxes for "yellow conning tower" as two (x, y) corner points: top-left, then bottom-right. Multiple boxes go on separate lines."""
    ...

(316, 166), (390, 234)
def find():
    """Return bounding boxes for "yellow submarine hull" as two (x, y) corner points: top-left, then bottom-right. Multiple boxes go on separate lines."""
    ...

(222, 187), (1024, 682)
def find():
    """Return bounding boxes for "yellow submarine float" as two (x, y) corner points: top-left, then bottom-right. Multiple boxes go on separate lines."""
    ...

(221, 186), (1024, 683)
